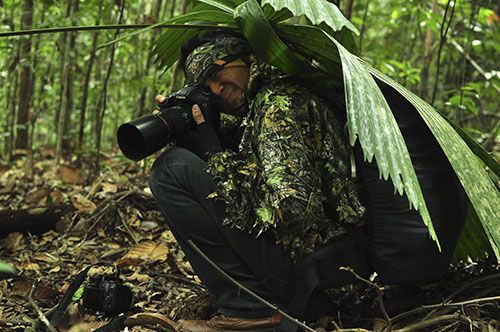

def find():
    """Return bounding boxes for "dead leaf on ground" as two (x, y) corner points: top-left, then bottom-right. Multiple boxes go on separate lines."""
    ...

(58, 165), (83, 184)
(26, 187), (49, 205)
(11, 280), (60, 301)
(101, 182), (118, 193)
(116, 241), (168, 267)
(124, 312), (177, 330)
(5, 232), (23, 251)
(71, 194), (97, 213)
(0, 181), (15, 194)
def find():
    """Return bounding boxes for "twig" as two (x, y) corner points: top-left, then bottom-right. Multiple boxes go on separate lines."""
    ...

(339, 266), (391, 328)
(27, 279), (57, 332)
(392, 294), (500, 322)
(393, 313), (471, 332)
(117, 208), (139, 244)
(187, 239), (316, 332)
(449, 38), (500, 93)
(146, 271), (206, 290)
(423, 272), (500, 319)
(86, 190), (135, 233)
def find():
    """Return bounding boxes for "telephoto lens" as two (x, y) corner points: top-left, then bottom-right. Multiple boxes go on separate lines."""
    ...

(117, 86), (215, 161)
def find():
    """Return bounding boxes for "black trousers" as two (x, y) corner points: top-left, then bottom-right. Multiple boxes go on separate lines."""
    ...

(148, 147), (372, 320)
(149, 148), (307, 318)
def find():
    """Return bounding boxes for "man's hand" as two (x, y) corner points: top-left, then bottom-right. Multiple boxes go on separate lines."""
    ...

(177, 104), (221, 161)
(155, 94), (166, 105)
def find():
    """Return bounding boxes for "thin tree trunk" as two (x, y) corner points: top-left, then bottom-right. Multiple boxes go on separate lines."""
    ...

(137, 0), (163, 118)
(78, 0), (104, 156)
(3, 16), (17, 161)
(55, 0), (74, 165)
(8, 74), (19, 161)
(169, 0), (190, 92)
(419, 0), (438, 100)
(94, 1), (126, 176)
(358, 0), (371, 54)
(28, 2), (46, 160)
(15, 0), (33, 150)
(62, 0), (79, 154)
(344, 0), (354, 20)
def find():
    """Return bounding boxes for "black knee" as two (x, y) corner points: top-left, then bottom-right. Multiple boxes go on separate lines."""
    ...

(149, 147), (202, 187)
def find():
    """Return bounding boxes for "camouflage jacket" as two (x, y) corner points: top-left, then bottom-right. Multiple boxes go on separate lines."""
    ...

(206, 62), (366, 261)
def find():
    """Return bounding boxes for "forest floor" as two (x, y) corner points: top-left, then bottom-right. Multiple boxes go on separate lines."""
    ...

(0, 150), (499, 332)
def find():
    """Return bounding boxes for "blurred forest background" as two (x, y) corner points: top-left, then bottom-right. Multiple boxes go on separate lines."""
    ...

(0, 0), (498, 172)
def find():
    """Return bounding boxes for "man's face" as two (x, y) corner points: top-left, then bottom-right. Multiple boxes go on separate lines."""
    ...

(206, 65), (250, 117)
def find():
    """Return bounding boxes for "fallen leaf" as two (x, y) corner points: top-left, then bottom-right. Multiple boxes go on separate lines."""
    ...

(11, 280), (60, 301)
(0, 180), (15, 194)
(26, 187), (49, 205)
(127, 270), (151, 283)
(58, 165), (83, 184)
(124, 312), (176, 330)
(117, 241), (168, 267)
(102, 182), (118, 193)
(49, 266), (61, 273)
(21, 261), (40, 271)
(5, 232), (23, 251)
(50, 189), (64, 205)
(71, 194), (96, 213)
(33, 253), (59, 263)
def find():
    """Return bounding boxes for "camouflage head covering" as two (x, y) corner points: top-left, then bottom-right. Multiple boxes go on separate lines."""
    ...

(184, 35), (252, 85)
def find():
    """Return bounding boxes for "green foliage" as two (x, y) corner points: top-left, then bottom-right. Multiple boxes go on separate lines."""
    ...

(0, 260), (15, 274)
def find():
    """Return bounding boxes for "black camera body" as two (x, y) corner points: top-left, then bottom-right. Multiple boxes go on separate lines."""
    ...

(117, 85), (217, 161)
(82, 274), (133, 314)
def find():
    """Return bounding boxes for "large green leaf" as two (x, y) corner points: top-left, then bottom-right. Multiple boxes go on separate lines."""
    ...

(454, 205), (496, 261)
(195, 0), (238, 13)
(261, 0), (359, 34)
(151, 10), (236, 70)
(234, 0), (311, 76)
(324, 37), (439, 248)
(366, 66), (500, 260)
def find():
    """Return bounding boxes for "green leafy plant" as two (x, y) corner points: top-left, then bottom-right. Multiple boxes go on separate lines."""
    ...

(0, 260), (16, 274)
(109, 0), (499, 261)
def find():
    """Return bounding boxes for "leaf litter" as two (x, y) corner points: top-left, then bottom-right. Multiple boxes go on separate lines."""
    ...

(0, 153), (498, 331)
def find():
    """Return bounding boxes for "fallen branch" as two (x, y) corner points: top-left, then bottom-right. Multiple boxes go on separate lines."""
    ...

(392, 294), (500, 322)
(339, 266), (391, 329)
(0, 205), (74, 238)
(393, 313), (472, 332)
(27, 279), (57, 332)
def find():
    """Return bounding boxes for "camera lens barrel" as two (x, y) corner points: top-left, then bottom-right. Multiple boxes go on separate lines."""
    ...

(117, 114), (169, 161)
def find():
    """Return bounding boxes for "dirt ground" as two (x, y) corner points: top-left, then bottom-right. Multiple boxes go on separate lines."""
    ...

(0, 152), (499, 331)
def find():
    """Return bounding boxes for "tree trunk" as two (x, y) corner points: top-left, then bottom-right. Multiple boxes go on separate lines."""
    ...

(78, 0), (104, 156)
(94, 1), (126, 176)
(62, 0), (79, 154)
(168, 0), (190, 92)
(28, 2), (46, 158)
(3, 15), (17, 161)
(136, 0), (163, 118)
(55, 0), (74, 165)
(15, 0), (33, 151)
(419, 0), (438, 100)
(344, 0), (354, 20)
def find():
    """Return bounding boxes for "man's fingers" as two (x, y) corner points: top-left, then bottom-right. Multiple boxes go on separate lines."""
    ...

(155, 94), (166, 104)
(192, 105), (205, 125)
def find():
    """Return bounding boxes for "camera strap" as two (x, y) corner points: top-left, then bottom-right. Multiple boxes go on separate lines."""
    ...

(49, 265), (92, 329)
